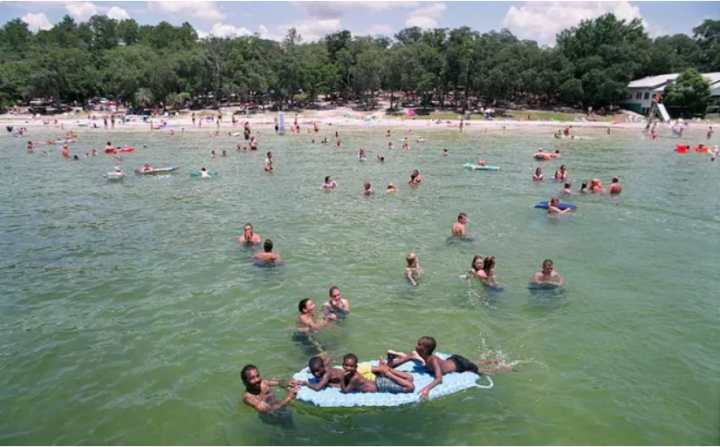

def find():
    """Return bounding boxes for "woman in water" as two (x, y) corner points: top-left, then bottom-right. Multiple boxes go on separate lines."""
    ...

(561, 182), (572, 195)
(408, 170), (422, 185)
(386, 183), (398, 194)
(321, 176), (337, 190)
(554, 165), (568, 181)
(468, 255), (484, 279)
(363, 181), (373, 195)
(533, 167), (543, 182)
(580, 183), (588, 194)
(476, 256), (499, 287)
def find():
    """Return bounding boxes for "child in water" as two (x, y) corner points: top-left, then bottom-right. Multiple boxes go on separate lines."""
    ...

(405, 253), (423, 287)
(561, 183), (572, 195)
(533, 167), (543, 182)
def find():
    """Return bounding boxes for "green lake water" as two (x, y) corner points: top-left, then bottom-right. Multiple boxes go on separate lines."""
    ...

(1, 125), (718, 445)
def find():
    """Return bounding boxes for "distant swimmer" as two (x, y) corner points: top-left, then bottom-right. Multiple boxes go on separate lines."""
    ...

(358, 149), (367, 161)
(580, 183), (588, 194)
(62, 145), (70, 158)
(142, 163), (153, 172)
(294, 298), (336, 349)
(563, 125), (572, 137)
(321, 176), (337, 190)
(405, 253), (423, 287)
(386, 183), (398, 194)
(363, 181), (373, 195)
(264, 151), (274, 172)
(408, 169), (423, 185)
(442, 149), (448, 156)
(323, 286), (350, 318)
(386, 129), (391, 138)
(241, 365), (300, 414)
(531, 259), (564, 287)
(561, 183), (572, 195)
(452, 213), (468, 237)
(253, 239), (282, 264)
(238, 223), (262, 245)
(554, 165), (568, 181)
(376, 153), (384, 162)
(548, 197), (572, 214)
(388, 141), (394, 150)
(608, 176), (622, 195)
(200, 167), (211, 178)
(534, 149), (550, 161)
(533, 167), (543, 182)
(589, 179), (603, 194)
(708, 126), (714, 140)
(211, 150), (216, 159)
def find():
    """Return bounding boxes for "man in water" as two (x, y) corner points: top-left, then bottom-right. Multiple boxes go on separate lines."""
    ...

(241, 365), (300, 414)
(608, 176), (622, 195)
(254, 239), (282, 264)
(264, 151), (273, 172)
(238, 223), (262, 245)
(531, 259), (564, 287)
(451, 213), (468, 237)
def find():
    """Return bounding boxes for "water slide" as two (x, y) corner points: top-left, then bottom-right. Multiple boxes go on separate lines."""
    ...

(656, 103), (671, 123)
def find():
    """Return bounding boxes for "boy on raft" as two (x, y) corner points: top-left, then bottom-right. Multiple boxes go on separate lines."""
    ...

(340, 354), (415, 394)
(386, 337), (511, 401)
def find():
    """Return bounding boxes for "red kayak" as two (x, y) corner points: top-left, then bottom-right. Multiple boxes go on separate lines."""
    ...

(105, 147), (134, 154)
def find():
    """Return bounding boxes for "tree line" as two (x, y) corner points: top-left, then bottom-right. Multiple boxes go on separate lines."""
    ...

(0, 13), (717, 113)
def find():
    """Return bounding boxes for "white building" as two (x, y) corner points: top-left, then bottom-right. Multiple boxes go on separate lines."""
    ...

(622, 72), (720, 115)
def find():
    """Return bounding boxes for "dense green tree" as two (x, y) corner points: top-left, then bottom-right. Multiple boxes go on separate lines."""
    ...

(663, 68), (711, 117)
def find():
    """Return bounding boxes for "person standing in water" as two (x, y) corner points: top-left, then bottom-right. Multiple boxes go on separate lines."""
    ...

(531, 259), (564, 287)
(241, 365), (300, 414)
(264, 151), (274, 172)
(238, 223), (262, 245)
(322, 286), (350, 319)
(452, 213), (468, 237)
(608, 176), (622, 195)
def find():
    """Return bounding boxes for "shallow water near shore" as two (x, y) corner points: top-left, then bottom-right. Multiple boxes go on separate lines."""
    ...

(1, 125), (718, 445)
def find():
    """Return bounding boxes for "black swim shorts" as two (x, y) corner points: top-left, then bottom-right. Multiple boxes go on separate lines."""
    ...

(449, 354), (480, 374)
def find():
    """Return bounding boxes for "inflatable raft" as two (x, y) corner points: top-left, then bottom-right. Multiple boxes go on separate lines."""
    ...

(292, 353), (493, 408)
(463, 163), (500, 171)
(134, 167), (178, 175)
(534, 201), (576, 211)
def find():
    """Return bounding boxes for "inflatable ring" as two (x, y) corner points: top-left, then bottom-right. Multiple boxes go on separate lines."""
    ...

(535, 201), (576, 211)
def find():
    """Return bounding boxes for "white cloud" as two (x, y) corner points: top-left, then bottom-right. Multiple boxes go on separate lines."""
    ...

(22, 12), (53, 32)
(292, 1), (417, 19)
(206, 22), (252, 38)
(107, 6), (130, 21)
(406, 3), (447, 28)
(503, 1), (646, 45)
(368, 24), (394, 36)
(65, 2), (98, 21)
(278, 19), (342, 42)
(149, 1), (225, 22)
(258, 24), (269, 39)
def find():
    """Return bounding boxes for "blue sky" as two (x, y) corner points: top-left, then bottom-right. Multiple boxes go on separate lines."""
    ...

(1, 1), (716, 46)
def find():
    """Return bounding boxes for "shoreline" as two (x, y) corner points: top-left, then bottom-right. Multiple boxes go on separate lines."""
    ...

(2, 114), (654, 133)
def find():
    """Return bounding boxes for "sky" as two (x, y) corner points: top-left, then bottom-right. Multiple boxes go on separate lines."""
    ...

(0, 1), (716, 46)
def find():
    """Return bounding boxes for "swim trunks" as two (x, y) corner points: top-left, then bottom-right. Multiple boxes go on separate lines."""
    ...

(357, 364), (376, 381)
(448, 354), (480, 375)
(375, 376), (405, 394)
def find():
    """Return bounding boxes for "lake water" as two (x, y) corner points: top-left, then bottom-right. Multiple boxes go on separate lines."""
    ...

(1, 125), (718, 445)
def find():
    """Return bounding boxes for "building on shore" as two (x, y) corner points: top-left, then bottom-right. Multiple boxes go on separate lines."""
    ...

(621, 72), (720, 115)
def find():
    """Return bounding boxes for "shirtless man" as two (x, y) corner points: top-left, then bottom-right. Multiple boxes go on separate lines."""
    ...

(253, 239), (282, 264)
(241, 365), (300, 414)
(531, 259), (564, 287)
(451, 213), (468, 237)
(264, 151), (273, 172)
(608, 176), (622, 195)
(238, 223), (262, 245)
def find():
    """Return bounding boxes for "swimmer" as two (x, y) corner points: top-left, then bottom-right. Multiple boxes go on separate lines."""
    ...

(608, 176), (622, 195)
(563, 125), (572, 137)
(363, 181), (373, 195)
(452, 213), (468, 237)
(388, 142), (393, 150)
(533, 149), (549, 160)
(105, 141), (113, 152)
(708, 126), (714, 140)
(408, 169), (422, 185)
(589, 179), (603, 194)
(142, 163), (153, 172)
(26, 141), (34, 153)
(298, 356), (344, 391)
(295, 298), (336, 341)
(405, 253), (423, 287)
(548, 197), (572, 214)
(238, 223), (262, 245)
(200, 167), (210, 178)
(222, 150), (227, 157)
(475, 256), (499, 287)
(336, 140), (342, 148)
(321, 176), (337, 190)
(477, 159), (487, 166)
(554, 130), (562, 139)
(211, 150), (216, 159)
(386, 129), (391, 138)
(340, 354), (415, 394)
(322, 286), (349, 317)
(241, 365), (300, 414)
(386, 183), (398, 194)
(61, 145), (70, 158)
(387, 337), (511, 401)
(442, 149), (448, 156)
(533, 167), (543, 182)
(561, 182), (572, 195)
(712, 146), (719, 162)
(358, 149), (367, 161)
(253, 239), (282, 264)
(551, 149), (561, 158)
(531, 259), (564, 287)
(73, 155), (79, 160)
(264, 151), (274, 172)
(580, 183), (588, 194)
(468, 255), (484, 279)
(554, 165), (568, 181)
(91, 149), (98, 157)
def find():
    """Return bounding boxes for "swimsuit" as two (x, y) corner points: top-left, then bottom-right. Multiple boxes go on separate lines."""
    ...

(322, 305), (348, 321)
(448, 354), (480, 375)
(356, 365), (405, 394)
